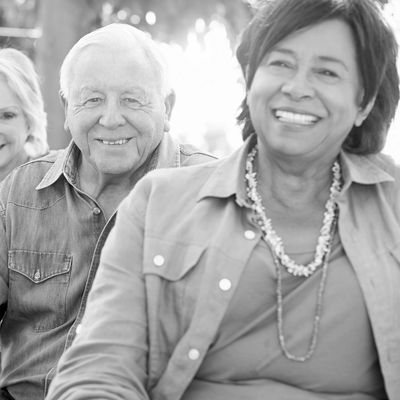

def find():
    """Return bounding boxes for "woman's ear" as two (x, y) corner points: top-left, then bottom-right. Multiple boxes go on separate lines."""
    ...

(355, 97), (375, 127)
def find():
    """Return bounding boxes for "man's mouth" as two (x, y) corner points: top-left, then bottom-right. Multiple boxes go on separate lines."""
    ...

(98, 139), (130, 145)
(274, 109), (320, 125)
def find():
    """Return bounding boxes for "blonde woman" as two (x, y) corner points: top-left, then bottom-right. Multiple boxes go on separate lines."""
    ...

(0, 48), (48, 181)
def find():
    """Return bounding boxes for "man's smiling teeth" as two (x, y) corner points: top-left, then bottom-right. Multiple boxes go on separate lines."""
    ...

(100, 139), (128, 145)
(275, 110), (319, 125)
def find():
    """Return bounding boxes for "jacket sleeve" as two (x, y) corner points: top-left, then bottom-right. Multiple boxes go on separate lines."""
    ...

(46, 178), (152, 400)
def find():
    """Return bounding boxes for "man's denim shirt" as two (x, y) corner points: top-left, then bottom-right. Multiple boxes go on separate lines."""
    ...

(0, 132), (216, 400)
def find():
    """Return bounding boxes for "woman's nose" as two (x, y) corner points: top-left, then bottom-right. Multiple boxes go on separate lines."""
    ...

(98, 101), (126, 129)
(281, 71), (315, 101)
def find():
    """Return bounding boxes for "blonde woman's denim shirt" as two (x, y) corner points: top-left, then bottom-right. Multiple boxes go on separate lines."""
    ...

(47, 135), (400, 400)
(0, 132), (216, 400)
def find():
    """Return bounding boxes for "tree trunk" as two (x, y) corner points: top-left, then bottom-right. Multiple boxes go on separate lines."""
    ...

(36, 0), (101, 149)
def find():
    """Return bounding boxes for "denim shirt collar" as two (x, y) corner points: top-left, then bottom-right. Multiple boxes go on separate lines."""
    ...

(197, 133), (395, 204)
(35, 133), (183, 191)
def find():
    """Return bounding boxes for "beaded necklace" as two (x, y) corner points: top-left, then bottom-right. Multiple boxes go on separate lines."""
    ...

(245, 145), (341, 361)
(245, 146), (341, 277)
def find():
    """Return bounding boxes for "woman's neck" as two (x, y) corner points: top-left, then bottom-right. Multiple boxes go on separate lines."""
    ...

(0, 149), (28, 181)
(256, 149), (337, 211)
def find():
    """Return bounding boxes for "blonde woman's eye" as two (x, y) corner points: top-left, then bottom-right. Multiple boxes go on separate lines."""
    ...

(1, 112), (16, 120)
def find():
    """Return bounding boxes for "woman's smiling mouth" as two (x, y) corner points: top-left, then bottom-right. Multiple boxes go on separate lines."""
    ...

(273, 109), (320, 125)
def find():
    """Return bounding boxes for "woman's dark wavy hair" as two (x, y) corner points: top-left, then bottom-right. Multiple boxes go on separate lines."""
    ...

(236, 0), (399, 155)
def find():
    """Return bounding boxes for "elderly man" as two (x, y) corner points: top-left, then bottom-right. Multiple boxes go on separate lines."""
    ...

(0, 24), (215, 400)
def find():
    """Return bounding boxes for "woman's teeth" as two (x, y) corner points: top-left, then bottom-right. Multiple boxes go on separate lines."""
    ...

(275, 110), (319, 125)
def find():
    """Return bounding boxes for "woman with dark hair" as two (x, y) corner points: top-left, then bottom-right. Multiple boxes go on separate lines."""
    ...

(48, 0), (400, 399)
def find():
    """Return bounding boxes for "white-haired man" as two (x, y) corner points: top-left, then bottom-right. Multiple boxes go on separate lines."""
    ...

(0, 24), (216, 400)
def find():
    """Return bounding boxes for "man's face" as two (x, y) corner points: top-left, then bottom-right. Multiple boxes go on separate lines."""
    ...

(65, 44), (170, 179)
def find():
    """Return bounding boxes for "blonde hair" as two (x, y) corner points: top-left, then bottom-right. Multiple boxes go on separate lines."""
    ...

(0, 48), (48, 157)
(59, 23), (172, 100)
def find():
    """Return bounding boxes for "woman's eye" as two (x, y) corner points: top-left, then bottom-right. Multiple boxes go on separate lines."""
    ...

(318, 69), (339, 78)
(269, 60), (292, 68)
(1, 112), (16, 120)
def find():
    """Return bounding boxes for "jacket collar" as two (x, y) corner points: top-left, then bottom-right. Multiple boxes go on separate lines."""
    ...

(36, 133), (182, 191)
(197, 133), (395, 203)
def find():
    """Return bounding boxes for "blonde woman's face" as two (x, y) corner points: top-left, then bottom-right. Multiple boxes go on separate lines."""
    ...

(0, 76), (29, 175)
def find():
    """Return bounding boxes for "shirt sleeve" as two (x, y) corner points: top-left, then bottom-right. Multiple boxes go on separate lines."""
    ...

(47, 178), (152, 400)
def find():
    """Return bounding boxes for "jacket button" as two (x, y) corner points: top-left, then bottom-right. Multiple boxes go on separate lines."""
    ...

(219, 278), (232, 291)
(93, 207), (101, 215)
(188, 348), (200, 360)
(244, 230), (256, 240)
(153, 255), (165, 266)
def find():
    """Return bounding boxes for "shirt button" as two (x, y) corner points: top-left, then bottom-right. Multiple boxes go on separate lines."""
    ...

(93, 207), (101, 215)
(34, 270), (41, 281)
(244, 230), (256, 240)
(219, 278), (232, 291)
(153, 255), (165, 267)
(75, 324), (82, 335)
(188, 348), (200, 360)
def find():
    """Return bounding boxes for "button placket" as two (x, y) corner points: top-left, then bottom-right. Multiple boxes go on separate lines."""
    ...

(218, 278), (232, 291)
(153, 255), (165, 267)
(244, 230), (256, 240)
(188, 348), (200, 360)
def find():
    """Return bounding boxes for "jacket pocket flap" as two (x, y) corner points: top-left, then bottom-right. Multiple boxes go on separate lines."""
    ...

(144, 238), (204, 281)
(8, 250), (72, 283)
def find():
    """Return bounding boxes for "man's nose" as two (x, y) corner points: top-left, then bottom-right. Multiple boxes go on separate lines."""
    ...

(281, 70), (315, 101)
(98, 100), (126, 129)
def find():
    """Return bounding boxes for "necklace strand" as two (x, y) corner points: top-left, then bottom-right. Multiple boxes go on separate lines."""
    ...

(245, 145), (341, 277)
(244, 145), (341, 361)
(275, 215), (337, 361)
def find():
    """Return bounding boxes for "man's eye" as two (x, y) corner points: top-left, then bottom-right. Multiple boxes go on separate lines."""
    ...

(83, 97), (102, 107)
(125, 98), (141, 104)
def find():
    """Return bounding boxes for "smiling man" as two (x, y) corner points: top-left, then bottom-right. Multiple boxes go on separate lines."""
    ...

(0, 24), (216, 400)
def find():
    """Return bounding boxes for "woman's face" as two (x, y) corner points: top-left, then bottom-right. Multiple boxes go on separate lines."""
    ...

(247, 19), (371, 164)
(0, 76), (29, 173)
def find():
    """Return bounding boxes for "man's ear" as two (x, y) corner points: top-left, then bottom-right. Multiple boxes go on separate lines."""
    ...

(355, 97), (375, 127)
(163, 89), (176, 132)
(59, 90), (69, 131)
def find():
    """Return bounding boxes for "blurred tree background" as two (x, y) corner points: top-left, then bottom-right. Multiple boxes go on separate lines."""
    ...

(0, 0), (399, 159)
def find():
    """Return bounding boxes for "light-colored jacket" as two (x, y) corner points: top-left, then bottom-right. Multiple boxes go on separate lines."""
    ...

(47, 135), (400, 400)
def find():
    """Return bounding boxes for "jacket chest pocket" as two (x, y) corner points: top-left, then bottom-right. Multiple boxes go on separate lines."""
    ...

(144, 238), (205, 348)
(8, 250), (72, 332)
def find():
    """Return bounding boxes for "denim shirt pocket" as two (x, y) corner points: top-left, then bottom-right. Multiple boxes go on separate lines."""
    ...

(8, 250), (72, 332)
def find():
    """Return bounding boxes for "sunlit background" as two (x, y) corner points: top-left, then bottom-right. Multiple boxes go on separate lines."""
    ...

(0, 0), (399, 161)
